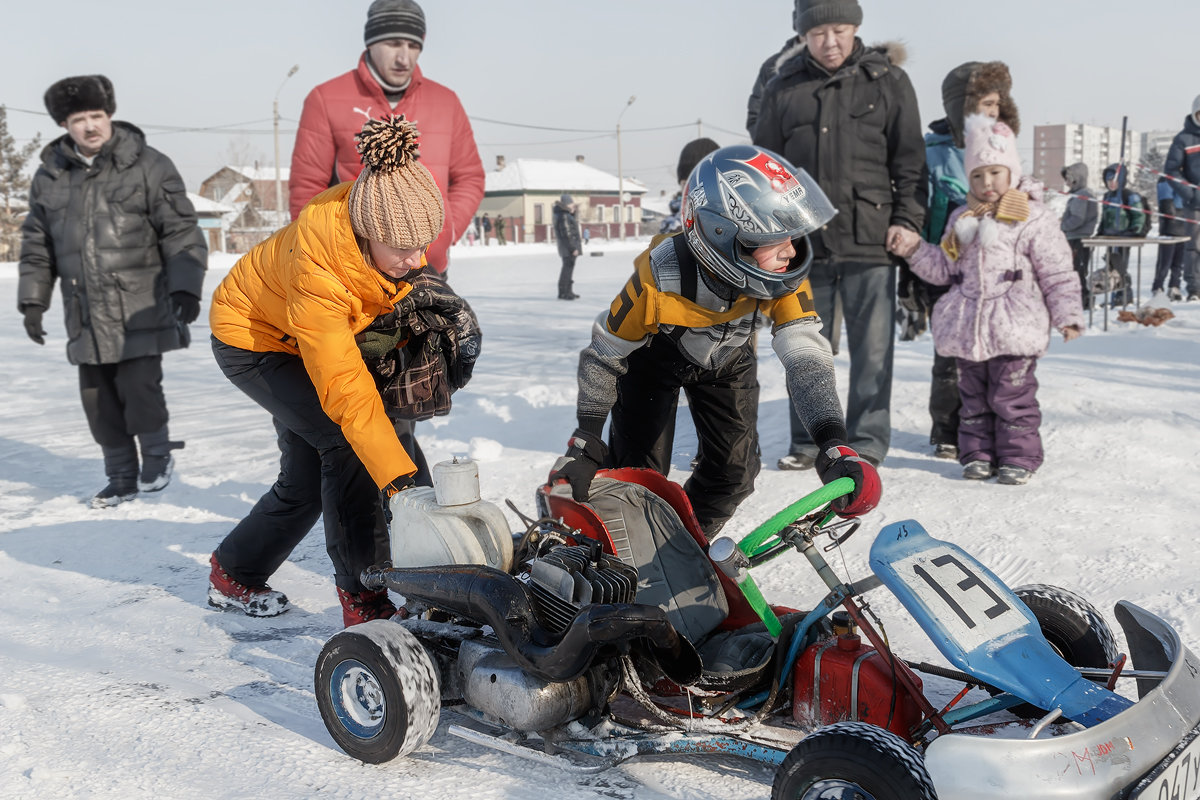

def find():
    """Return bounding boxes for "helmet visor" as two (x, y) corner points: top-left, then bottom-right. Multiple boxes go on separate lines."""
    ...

(733, 170), (838, 249)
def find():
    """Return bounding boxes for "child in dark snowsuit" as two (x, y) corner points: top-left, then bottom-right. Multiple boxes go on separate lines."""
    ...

(891, 115), (1084, 485)
(1097, 164), (1146, 306)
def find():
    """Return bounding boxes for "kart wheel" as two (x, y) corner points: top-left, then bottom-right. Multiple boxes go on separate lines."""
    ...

(314, 619), (440, 763)
(1006, 584), (1118, 718)
(771, 721), (937, 800)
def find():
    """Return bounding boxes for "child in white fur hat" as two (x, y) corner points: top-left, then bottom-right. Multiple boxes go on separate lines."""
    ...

(889, 114), (1084, 485)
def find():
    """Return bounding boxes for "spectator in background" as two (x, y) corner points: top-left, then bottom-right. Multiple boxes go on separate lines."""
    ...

(481, 212), (492, 245)
(288, 0), (484, 280)
(1096, 164), (1145, 307)
(1060, 162), (1099, 307)
(553, 194), (582, 300)
(1153, 176), (1186, 301)
(494, 214), (507, 245)
(1164, 94), (1200, 302)
(899, 60), (1019, 461)
(18, 75), (207, 508)
(753, 0), (926, 470)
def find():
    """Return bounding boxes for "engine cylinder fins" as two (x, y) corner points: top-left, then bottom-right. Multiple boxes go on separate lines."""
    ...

(527, 544), (638, 633)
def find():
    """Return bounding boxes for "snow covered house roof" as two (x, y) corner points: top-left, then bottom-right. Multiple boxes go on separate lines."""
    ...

(228, 165), (290, 181)
(485, 159), (647, 196)
(187, 192), (236, 215)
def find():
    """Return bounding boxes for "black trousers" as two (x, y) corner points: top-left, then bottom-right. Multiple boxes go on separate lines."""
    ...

(608, 337), (761, 538)
(78, 356), (168, 448)
(210, 338), (379, 593)
(929, 352), (961, 446)
(558, 254), (577, 296)
(1068, 239), (1091, 306)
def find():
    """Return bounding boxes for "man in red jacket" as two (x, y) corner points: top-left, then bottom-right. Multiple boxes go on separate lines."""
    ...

(289, 0), (484, 277)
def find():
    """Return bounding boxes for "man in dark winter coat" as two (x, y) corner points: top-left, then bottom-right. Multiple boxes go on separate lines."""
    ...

(753, 0), (926, 469)
(1164, 95), (1200, 301)
(17, 75), (207, 508)
(553, 194), (582, 300)
(1061, 162), (1099, 306)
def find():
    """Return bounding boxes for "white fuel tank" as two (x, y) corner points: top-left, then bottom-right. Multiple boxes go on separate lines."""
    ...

(388, 458), (513, 571)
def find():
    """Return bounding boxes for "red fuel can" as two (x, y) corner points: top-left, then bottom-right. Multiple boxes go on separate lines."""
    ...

(792, 633), (924, 738)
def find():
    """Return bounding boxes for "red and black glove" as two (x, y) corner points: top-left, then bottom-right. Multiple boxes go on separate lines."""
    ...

(815, 441), (881, 518)
(547, 429), (607, 502)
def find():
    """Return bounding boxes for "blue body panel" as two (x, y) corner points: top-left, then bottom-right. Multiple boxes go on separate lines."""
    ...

(869, 520), (1132, 726)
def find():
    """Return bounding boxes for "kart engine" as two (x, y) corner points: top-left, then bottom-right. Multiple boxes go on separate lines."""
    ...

(456, 542), (634, 732)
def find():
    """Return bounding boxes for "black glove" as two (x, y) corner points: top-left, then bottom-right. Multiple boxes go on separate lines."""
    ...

(171, 292), (201, 324)
(395, 273), (465, 317)
(22, 306), (46, 345)
(815, 440), (882, 518)
(547, 428), (607, 502)
(380, 475), (415, 526)
(450, 300), (481, 389)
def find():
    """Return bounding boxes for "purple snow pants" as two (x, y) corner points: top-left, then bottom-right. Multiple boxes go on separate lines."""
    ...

(955, 355), (1043, 472)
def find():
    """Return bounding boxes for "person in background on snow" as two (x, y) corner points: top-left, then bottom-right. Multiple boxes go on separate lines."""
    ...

(288, 0), (484, 491)
(207, 117), (451, 627)
(494, 214), (507, 245)
(548, 145), (881, 540)
(1164, 94), (1200, 302)
(897, 61), (1021, 462)
(289, 0), (484, 281)
(17, 75), (206, 509)
(1153, 176), (1187, 302)
(1096, 164), (1145, 307)
(553, 194), (583, 300)
(1060, 162), (1099, 307)
(890, 115), (1084, 486)
(753, 0), (927, 472)
(481, 212), (491, 244)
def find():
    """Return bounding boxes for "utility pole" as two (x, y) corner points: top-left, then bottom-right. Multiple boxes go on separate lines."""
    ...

(616, 96), (636, 241)
(274, 65), (299, 224)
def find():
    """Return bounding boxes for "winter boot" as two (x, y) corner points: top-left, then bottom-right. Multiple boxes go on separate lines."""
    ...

(777, 452), (817, 471)
(91, 442), (139, 508)
(1169, 287), (1183, 302)
(934, 443), (959, 460)
(962, 460), (996, 480)
(997, 465), (1034, 485)
(207, 553), (290, 617)
(137, 426), (185, 493)
(337, 587), (399, 627)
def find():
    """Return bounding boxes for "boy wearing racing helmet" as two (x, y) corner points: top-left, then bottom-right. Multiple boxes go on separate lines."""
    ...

(549, 145), (880, 538)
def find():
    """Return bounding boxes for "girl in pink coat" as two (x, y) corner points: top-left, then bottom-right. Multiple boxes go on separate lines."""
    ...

(891, 114), (1084, 485)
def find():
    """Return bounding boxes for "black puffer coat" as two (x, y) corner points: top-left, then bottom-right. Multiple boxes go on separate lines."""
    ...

(1165, 114), (1200, 211)
(553, 200), (581, 258)
(753, 40), (927, 265)
(18, 121), (207, 365)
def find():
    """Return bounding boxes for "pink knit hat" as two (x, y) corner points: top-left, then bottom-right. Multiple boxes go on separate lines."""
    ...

(964, 112), (1022, 184)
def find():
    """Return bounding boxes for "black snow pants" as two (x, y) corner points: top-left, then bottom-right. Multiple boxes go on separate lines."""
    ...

(608, 335), (761, 539)
(210, 338), (380, 593)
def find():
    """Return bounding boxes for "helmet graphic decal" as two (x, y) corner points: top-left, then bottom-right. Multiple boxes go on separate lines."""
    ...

(744, 151), (799, 193)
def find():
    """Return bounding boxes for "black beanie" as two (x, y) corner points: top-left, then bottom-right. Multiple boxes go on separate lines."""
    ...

(676, 137), (720, 184)
(793, 0), (863, 35)
(364, 0), (426, 47)
(44, 75), (116, 125)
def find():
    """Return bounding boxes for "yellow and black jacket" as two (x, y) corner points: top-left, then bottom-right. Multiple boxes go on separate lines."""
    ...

(576, 233), (846, 445)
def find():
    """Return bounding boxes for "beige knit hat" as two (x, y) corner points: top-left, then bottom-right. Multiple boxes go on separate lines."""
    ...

(348, 115), (444, 249)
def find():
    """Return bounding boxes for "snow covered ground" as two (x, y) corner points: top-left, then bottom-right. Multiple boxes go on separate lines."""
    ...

(1, 241), (1197, 799)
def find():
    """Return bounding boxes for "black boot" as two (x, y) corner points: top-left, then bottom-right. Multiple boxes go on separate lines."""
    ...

(137, 426), (185, 493)
(93, 442), (139, 509)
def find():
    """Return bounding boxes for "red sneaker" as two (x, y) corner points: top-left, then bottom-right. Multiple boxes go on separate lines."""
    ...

(337, 587), (399, 627)
(207, 552), (290, 617)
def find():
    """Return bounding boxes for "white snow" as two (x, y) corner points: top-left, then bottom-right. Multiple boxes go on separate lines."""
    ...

(1, 243), (1197, 799)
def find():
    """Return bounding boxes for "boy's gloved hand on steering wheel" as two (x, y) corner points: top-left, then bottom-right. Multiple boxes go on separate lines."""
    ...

(815, 441), (881, 518)
(547, 429), (608, 502)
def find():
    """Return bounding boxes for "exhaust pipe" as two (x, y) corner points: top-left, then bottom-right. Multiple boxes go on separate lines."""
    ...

(363, 564), (701, 685)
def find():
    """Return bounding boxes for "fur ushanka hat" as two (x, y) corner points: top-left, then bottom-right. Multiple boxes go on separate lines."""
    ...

(44, 75), (116, 125)
(941, 61), (1020, 149)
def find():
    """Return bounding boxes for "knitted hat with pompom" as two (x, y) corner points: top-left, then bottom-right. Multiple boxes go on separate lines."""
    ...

(348, 115), (444, 249)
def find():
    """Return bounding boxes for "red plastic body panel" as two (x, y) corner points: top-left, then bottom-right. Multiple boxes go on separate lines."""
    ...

(539, 468), (762, 629)
(793, 633), (925, 739)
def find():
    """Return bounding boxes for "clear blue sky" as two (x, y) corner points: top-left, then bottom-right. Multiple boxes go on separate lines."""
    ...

(2, 0), (1195, 197)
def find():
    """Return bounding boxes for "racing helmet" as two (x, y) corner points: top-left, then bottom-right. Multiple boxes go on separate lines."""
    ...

(682, 145), (836, 299)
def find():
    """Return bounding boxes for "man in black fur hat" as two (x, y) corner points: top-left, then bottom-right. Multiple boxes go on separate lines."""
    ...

(18, 75), (207, 508)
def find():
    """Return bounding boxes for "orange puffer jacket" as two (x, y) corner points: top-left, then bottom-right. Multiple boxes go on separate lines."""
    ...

(289, 56), (485, 274)
(210, 183), (417, 487)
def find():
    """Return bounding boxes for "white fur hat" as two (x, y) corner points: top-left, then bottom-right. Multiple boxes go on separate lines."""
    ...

(964, 113), (1022, 185)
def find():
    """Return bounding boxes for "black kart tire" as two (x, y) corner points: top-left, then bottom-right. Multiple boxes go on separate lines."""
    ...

(772, 721), (937, 800)
(1005, 584), (1118, 718)
(315, 619), (440, 764)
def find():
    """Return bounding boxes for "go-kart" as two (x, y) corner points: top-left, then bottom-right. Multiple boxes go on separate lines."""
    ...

(313, 468), (1200, 799)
